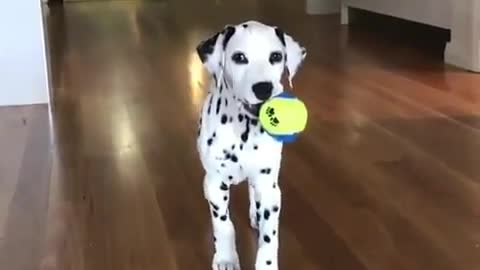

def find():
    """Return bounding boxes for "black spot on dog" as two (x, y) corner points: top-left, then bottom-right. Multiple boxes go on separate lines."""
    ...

(251, 119), (258, 126)
(240, 144), (244, 150)
(230, 154), (238, 163)
(220, 182), (229, 191)
(221, 163), (226, 167)
(260, 127), (265, 133)
(216, 97), (222, 114)
(238, 114), (244, 122)
(253, 145), (258, 150)
(223, 78), (229, 89)
(273, 230), (277, 235)
(220, 215), (227, 221)
(266, 260), (272, 265)
(256, 201), (260, 209)
(223, 196), (228, 201)
(210, 202), (219, 211)
(260, 168), (272, 174)
(241, 133), (248, 143)
(241, 115), (251, 143)
(231, 144), (235, 150)
(214, 236), (217, 242)
(197, 32), (220, 62)
(242, 24), (248, 28)
(228, 175), (233, 180)
(207, 95), (213, 114)
(225, 98), (228, 107)
(264, 209), (270, 220)
(264, 235), (271, 243)
(229, 116), (233, 123)
(222, 26), (236, 49)
(213, 74), (217, 85)
(256, 212), (261, 223)
(273, 183), (277, 188)
(213, 210), (218, 218)
(274, 27), (286, 46)
(213, 132), (216, 137)
(273, 206), (279, 212)
(221, 114), (228, 124)
(207, 138), (213, 146)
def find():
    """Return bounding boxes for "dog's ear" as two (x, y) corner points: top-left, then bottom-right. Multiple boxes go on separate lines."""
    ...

(196, 25), (236, 83)
(274, 27), (306, 87)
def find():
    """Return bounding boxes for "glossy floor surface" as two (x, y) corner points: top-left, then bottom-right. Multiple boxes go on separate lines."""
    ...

(2, 1), (480, 269)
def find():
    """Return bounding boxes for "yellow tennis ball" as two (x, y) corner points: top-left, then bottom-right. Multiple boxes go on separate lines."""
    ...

(259, 92), (308, 142)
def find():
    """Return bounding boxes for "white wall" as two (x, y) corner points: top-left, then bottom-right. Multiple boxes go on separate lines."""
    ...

(0, 0), (50, 106)
(306, 0), (340, 15)
(445, 0), (480, 72)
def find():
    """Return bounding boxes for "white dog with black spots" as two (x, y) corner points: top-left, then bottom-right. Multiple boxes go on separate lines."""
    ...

(196, 20), (306, 270)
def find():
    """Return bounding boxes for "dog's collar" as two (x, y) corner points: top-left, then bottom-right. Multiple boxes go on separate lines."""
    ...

(242, 102), (262, 118)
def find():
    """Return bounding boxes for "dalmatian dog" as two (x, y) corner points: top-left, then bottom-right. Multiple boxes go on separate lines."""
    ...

(196, 20), (306, 270)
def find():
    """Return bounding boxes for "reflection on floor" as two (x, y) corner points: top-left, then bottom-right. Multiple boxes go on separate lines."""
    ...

(1, 1), (480, 270)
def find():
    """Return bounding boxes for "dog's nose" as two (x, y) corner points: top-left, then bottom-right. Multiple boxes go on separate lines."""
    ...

(252, 81), (273, 101)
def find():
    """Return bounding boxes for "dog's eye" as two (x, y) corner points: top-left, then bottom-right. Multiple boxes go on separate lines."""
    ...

(269, 52), (283, 64)
(231, 52), (249, 64)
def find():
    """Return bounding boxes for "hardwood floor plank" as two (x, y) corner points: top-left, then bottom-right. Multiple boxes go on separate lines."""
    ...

(0, 105), (51, 270)
(0, 107), (30, 239)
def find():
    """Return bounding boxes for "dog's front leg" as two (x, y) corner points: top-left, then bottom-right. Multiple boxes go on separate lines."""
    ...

(204, 173), (240, 270)
(248, 183), (259, 230)
(252, 173), (281, 270)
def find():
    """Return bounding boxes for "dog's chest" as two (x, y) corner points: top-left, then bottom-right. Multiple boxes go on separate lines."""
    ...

(197, 92), (282, 178)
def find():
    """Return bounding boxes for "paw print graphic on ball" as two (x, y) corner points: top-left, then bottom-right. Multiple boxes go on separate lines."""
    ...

(265, 106), (280, 127)
(259, 91), (308, 143)
(266, 107), (275, 117)
(269, 117), (279, 127)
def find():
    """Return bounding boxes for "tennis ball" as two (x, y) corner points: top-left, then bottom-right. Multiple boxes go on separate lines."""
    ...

(259, 91), (308, 143)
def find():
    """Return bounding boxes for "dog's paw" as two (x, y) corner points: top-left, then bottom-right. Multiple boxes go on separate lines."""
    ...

(212, 252), (241, 270)
(212, 262), (240, 270)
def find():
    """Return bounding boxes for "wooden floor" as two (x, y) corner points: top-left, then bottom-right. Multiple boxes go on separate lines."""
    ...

(2, 1), (480, 269)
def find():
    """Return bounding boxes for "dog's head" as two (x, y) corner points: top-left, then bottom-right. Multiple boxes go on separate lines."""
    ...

(196, 21), (306, 105)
